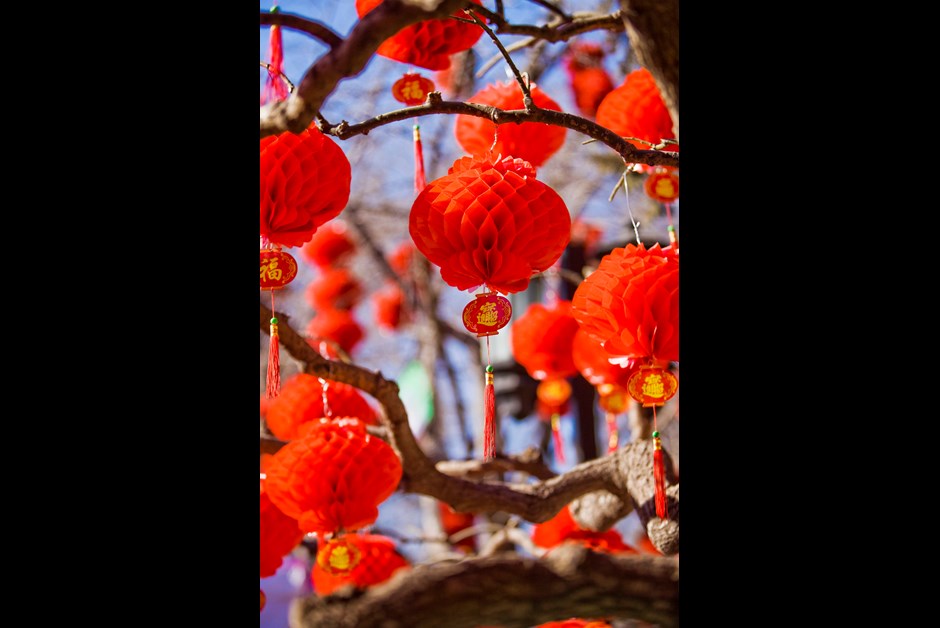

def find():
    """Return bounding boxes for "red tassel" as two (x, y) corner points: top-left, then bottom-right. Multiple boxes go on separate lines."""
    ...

(605, 412), (619, 454)
(413, 124), (427, 195)
(653, 432), (667, 519)
(266, 317), (281, 399)
(261, 7), (289, 105)
(550, 413), (565, 463)
(483, 365), (496, 460)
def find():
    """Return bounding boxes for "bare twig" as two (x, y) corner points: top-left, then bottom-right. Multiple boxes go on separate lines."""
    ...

(476, 37), (537, 78)
(462, 9), (531, 103)
(474, 5), (624, 42)
(260, 61), (295, 94)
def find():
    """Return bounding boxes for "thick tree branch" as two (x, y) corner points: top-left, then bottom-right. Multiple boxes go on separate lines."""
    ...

(318, 94), (679, 168)
(260, 304), (679, 554)
(474, 6), (625, 42)
(436, 447), (556, 480)
(290, 544), (679, 627)
(259, 10), (344, 49)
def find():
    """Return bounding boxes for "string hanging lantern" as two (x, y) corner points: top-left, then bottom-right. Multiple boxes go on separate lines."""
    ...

(355, 0), (484, 71)
(311, 533), (410, 595)
(409, 153), (571, 460)
(372, 283), (409, 331)
(511, 300), (580, 464)
(261, 127), (352, 398)
(264, 373), (379, 441)
(300, 219), (356, 269)
(391, 72), (436, 195)
(454, 80), (567, 169)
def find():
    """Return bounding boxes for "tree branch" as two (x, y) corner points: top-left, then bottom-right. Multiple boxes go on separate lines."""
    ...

(474, 6), (625, 42)
(290, 544), (679, 627)
(259, 10), (344, 49)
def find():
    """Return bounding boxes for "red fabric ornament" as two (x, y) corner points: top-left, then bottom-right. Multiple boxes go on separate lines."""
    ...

(563, 42), (614, 118)
(373, 283), (409, 331)
(409, 153), (571, 295)
(305, 267), (364, 311)
(263, 417), (403, 535)
(571, 243), (678, 368)
(355, 0), (484, 71)
(311, 533), (410, 595)
(260, 127), (352, 248)
(531, 506), (637, 555)
(595, 68), (679, 153)
(511, 301), (580, 381)
(265, 373), (379, 441)
(301, 219), (356, 269)
(260, 479), (305, 578)
(305, 308), (364, 354)
(455, 81), (567, 169)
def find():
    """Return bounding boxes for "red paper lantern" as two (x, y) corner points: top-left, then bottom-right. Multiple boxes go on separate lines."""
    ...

(265, 373), (379, 441)
(392, 73), (436, 107)
(595, 68), (679, 154)
(306, 308), (365, 354)
(563, 42), (615, 118)
(311, 533), (410, 595)
(260, 479), (305, 578)
(531, 506), (637, 555)
(355, 0), (483, 71)
(260, 127), (352, 248)
(305, 267), (363, 311)
(260, 248), (298, 290)
(409, 154), (571, 295)
(455, 81), (567, 168)
(571, 327), (635, 389)
(571, 243), (678, 368)
(372, 283), (408, 331)
(301, 219), (356, 269)
(511, 301), (580, 382)
(263, 417), (403, 535)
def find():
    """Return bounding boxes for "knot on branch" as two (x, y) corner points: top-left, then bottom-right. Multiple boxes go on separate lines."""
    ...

(569, 490), (633, 531)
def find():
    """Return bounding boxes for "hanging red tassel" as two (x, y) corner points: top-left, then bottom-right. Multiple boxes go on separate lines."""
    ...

(266, 317), (281, 399)
(483, 365), (496, 460)
(550, 413), (565, 464)
(652, 430), (667, 519)
(413, 124), (427, 194)
(261, 6), (289, 105)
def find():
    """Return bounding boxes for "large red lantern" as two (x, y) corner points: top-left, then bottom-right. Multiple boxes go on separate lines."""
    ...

(260, 479), (305, 579)
(301, 219), (356, 269)
(305, 267), (364, 311)
(563, 41), (615, 118)
(595, 68), (679, 154)
(265, 373), (379, 441)
(355, 0), (483, 71)
(263, 417), (403, 536)
(311, 533), (410, 595)
(410, 153), (571, 460)
(305, 308), (365, 355)
(455, 81), (567, 169)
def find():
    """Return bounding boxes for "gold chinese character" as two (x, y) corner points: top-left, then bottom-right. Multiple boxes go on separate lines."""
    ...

(402, 80), (423, 101)
(260, 259), (282, 281)
(477, 302), (498, 326)
(328, 546), (351, 571)
(642, 373), (665, 399)
(655, 178), (676, 198)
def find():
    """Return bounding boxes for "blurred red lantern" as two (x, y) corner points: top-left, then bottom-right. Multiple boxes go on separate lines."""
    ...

(439, 501), (476, 553)
(306, 309), (365, 355)
(305, 267), (364, 311)
(263, 417), (403, 535)
(563, 41), (614, 118)
(311, 533), (410, 595)
(410, 154), (571, 295)
(265, 373), (379, 441)
(531, 506), (636, 555)
(355, 0), (483, 71)
(644, 168), (679, 203)
(260, 479), (305, 578)
(512, 301), (580, 382)
(388, 241), (416, 276)
(572, 327), (636, 454)
(373, 283), (409, 331)
(301, 219), (356, 269)
(571, 243), (678, 368)
(455, 81), (567, 169)
(595, 68), (679, 154)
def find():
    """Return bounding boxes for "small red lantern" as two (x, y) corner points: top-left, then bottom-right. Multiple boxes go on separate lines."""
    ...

(392, 73), (436, 107)
(388, 241), (416, 276)
(373, 283), (409, 331)
(305, 267), (363, 311)
(563, 41), (615, 118)
(626, 366), (678, 408)
(260, 248), (298, 291)
(301, 219), (356, 269)
(311, 534), (410, 595)
(355, 0), (484, 71)
(462, 292), (512, 337)
(263, 417), (403, 536)
(305, 309), (365, 355)
(455, 81), (567, 169)
(260, 479), (305, 579)
(265, 373), (379, 441)
(644, 168), (679, 203)
(595, 68), (679, 155)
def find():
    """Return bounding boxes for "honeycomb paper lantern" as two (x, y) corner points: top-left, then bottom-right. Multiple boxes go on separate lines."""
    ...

(304, 267), (364, 311)
(595, 68), (678, 153)
(311, 533), (410, 595)
(265, 373), (379, 441)
(263, 417), (403, 535)
(305, 309), (365, 354)
(571, 243), (678, 367)
(260, 127), (352, 248)
(301, 219), (356, 268)
(260, 479), (305, 578)
(409, 154), (571, 295)
(455, 81), (567, 168)
(571, 327), (635, 389)
(355, 0), (483, 71)
(511, 301), (580, 381)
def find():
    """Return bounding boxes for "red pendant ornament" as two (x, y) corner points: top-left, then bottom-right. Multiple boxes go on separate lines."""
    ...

(392, 72), (436, 195)
(301, 219), (356, 269)
(563, 41), (615, 118)
(410, 153), (571, 460)
(312, 533), (410, 595)
(643, 167), (680, 250)
(265, 373), (379, 441)
(305, 309), (365, 355)
(260, 478), (305, 579)
(626, 366), (678, 408)
(305, 267), (364, 311)
(355, 0), (484, 71)
(595, 68), (679, 158)
(263, 417), (403, 536)
(261, 5), (289, 105)
(455, 81), (567, 169)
